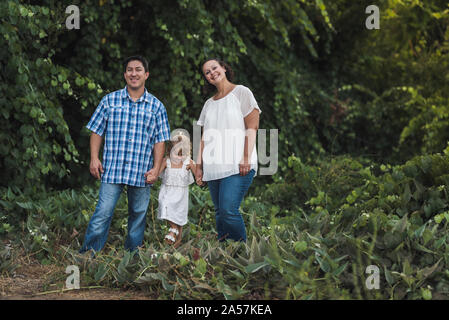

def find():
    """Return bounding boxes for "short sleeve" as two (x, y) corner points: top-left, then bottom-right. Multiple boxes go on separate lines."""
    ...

(153, 102), (171, 144)
(238, 86), (261, 117)
(196, 101), (209, 126)
(86, 97), (108, 136)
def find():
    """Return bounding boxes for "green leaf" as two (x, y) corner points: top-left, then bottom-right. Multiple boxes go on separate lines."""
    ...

(414, 223), (427, 238)
(283, 259), (301, 268)
(384, 267), (394, 286)
(315, 254), (330, 273)
(434, 214), (444, 224)
(194, 258), (207, 278)
(294, 241), (307, 253)
(332, 262), (348, 276)
(75, 77), (85, 86)
(94, 264), (108, 281)
(421, 288), (432, 300)
(229, 269), (244, 279)
(394, 213), (408, 232)
(245, 261), (269, 273)
(403, 183), (412, 203)
(415, 243), (435, 254)
(19, 7), (28, 17)
(16, 201), (33, 210)
(434, 236), (446, 249)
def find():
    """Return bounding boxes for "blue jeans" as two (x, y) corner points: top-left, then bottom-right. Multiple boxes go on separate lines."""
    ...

(207, 170), (255, 242)
(80, 182), (151, 253)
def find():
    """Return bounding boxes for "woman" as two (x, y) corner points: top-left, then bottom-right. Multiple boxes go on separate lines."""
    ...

(195, 58), (261, 242)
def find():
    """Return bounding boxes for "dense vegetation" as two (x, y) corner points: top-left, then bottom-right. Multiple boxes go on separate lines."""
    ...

(1, 0), (449, 299)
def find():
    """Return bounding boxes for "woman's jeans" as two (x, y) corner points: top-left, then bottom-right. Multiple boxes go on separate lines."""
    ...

(207, 170), (255, 242)
(79, 182), (151, 253)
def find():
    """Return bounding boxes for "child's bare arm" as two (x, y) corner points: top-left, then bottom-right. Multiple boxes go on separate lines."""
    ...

(187, 159), (197, 178)
(158, 157), (167, 176)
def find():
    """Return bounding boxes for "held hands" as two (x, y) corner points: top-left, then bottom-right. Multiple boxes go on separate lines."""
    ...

(195, 167), (206, 186)
(90, 158), (104, 180)
(239, 157), (251, 176)
(144, 168), (159, 184)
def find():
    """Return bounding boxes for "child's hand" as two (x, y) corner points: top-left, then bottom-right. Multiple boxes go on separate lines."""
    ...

(187, 159), (195, 171)
(144, 168), (159, 184)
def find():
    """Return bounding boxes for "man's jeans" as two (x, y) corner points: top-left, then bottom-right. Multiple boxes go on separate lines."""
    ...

(80, 182), (151, 253)
(207, 170), (255, 242)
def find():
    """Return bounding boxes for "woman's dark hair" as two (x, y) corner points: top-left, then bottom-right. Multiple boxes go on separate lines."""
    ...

(200, 58), (235, 96)
(123, 55), (149, 73)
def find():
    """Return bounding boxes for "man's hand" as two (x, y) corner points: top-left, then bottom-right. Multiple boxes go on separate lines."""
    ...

(144, 168), (159, 184)
(90, 158), (104, 180)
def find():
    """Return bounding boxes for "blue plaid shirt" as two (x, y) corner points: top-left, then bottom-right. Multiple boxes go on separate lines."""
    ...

(86, 86), (170, 187)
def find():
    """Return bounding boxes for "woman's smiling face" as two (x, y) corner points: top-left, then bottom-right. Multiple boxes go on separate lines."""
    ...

(202, 60), (226, 85)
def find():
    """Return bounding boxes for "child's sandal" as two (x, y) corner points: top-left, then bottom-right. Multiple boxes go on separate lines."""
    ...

(164, 228), (179, 245)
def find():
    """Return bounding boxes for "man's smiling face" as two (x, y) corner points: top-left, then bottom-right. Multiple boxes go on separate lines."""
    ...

(124, 60), (149, 90)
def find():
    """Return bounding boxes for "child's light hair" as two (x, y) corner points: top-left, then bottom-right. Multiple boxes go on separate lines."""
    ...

(168, 129), (191, 158)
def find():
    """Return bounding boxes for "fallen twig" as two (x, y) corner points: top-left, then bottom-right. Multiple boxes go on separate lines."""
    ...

(32, 286), (104, 296)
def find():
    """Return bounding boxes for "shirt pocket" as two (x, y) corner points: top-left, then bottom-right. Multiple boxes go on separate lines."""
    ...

(136, 109), (156, 136)
(108, 106), (129, 132)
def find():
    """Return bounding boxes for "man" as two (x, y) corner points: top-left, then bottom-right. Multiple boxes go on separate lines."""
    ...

(79, 55), (170, 253)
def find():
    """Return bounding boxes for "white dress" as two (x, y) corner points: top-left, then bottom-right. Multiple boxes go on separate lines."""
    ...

(157, 158), (194, 226)
(196, 85), (262, 181)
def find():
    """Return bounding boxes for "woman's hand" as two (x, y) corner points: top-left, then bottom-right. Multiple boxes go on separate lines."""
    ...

(195, 167), (205, 186)
(239, 157), (251, 176)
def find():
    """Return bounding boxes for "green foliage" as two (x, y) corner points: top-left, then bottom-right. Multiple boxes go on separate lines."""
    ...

(260, 152), (449, 299)
(0, 0), (106, 190)
(325, 0), (449, 162)
(2, 0), (449, 192)
(0, 243), (18, 276)
(2, 152), (449, 299)
(1, 0), (336, 191)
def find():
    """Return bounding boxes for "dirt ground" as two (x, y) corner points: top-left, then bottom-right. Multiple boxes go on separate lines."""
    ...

(0, 255), (152, 300)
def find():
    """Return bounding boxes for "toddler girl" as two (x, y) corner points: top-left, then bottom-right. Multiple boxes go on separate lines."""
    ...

(157, 130), (196, 248)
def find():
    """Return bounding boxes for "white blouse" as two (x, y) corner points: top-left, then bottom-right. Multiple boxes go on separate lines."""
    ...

(197, 85), (261, 181)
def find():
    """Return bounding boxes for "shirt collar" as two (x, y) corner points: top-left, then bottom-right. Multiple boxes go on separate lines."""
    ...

(121, 86), (151, 103)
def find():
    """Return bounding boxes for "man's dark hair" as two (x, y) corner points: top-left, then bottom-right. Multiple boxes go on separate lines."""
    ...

(123, 55), (149, 73)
